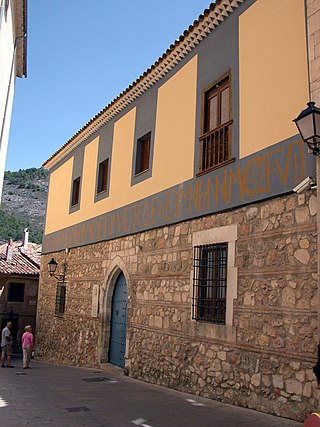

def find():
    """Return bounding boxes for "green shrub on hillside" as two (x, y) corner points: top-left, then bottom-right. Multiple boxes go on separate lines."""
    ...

(0, 209), (43, 244)
(5, 167), (48, 190)
(0, 167), (46, 244)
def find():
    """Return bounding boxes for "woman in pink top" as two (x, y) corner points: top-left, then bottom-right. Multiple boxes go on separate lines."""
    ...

(303, 412), (320, 426)
(21, 325), (34, 369)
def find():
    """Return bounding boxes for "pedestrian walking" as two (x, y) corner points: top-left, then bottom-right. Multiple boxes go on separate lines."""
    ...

(313, 342), (320, 384)
(1, 321), (14, 368)
(303, 411), (320, 426)
(22, 325), (34, 369)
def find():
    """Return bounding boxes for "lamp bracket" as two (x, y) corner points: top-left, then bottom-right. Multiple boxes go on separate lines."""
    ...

(49, 260), (67, 282)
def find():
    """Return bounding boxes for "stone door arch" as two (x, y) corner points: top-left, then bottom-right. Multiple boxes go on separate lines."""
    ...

(99, 256), (131, 369)
(108, 272), (128, 367)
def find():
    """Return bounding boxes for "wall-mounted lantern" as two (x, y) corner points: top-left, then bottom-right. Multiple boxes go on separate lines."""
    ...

(48, 258), (66, 282)
(293, 101), (320, 155)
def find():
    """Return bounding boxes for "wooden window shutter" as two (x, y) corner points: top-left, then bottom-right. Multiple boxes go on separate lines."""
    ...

(141, 136), (150, 172)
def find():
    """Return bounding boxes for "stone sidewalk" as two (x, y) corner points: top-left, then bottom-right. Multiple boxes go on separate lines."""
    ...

(0, 357), (304, 426)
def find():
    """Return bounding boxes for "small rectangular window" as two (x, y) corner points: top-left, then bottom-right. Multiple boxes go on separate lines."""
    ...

(97, 159), (109, 194)
(55, 283), (66, 315)
(135, 133), (151, 175)
(192, 243), (228, 324)
(7, 283), (25, 302)
(199, 75), (232, 173)
(71, 177), (80, 207)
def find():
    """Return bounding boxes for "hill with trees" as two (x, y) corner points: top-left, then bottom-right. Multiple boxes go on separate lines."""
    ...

(0, 167), (48, 244)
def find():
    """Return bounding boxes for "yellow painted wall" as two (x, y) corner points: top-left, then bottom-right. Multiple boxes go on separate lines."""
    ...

(239, 0), (309, 158)
(45, 56), (198, 235)
(153, 55), (197, 188)
(80, 137), (99, 213)
(45, 158), (73, 234)
(109, 107), (137, 206)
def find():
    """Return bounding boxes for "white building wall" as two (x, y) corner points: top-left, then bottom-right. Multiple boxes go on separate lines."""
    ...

(0, 0), (16, 200)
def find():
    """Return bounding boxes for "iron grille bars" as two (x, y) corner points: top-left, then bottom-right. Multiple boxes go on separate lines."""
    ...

(192, 243), (228, 324)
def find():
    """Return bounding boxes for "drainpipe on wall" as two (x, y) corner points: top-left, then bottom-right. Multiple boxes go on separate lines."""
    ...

(305, 0), (320, 340)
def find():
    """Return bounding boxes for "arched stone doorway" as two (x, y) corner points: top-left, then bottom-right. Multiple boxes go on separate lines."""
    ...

(99, 256), (131, 369)
(108, 272), (128, 368)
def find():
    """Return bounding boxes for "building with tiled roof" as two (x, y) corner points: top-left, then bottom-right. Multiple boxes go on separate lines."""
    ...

(0, 230), (40, 352)
(38, 0), (319, 421)
(0, 241), (40, 276)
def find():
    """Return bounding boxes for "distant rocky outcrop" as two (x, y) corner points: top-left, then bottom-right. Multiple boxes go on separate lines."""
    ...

(0, 168), (48, 243)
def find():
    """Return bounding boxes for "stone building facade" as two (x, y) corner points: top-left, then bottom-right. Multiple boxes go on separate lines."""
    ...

(38, 190), (319, 421)
(37, 0), (320, 422)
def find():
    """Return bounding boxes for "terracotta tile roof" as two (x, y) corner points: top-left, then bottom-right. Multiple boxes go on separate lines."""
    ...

(43, 0), (244, 170)
(19, 242), (42, 267)
(0, 242), (41, 276)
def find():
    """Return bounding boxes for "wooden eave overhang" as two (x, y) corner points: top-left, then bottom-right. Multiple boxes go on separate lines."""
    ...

(13, 0), (27, 78)
(43, 0), (244, 171)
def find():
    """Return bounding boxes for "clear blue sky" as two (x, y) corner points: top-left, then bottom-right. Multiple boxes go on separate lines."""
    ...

(6, 0), (211, 172)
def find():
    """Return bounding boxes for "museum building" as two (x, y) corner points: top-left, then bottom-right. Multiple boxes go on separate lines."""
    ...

(37, 0), (320, 421)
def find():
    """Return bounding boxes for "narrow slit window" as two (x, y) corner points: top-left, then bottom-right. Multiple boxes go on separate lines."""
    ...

(135, 133), (151, 175)
(97, 159), (109, 194)
(71, 177), (80, 207)
(55, 283), (66, 315)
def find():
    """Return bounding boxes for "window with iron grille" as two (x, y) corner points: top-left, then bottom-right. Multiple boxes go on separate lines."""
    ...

(192, 243), (228, 324)
(55, 283), (66, 315)
(199, 75), (232, 173)
(135, 132), (151, 175)
(71, 177), (80, 206)
(97, 158), (109, 194)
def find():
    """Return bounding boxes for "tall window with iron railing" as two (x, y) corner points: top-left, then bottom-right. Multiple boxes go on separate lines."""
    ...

(199, 75), (232, 173)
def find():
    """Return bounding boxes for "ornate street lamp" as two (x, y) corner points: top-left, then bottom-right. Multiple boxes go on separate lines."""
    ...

(48, 258), (66, 282)
(293, 101), (320, 155)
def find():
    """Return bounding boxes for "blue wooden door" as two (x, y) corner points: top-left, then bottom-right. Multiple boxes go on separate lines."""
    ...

(109, 272), (128, 368)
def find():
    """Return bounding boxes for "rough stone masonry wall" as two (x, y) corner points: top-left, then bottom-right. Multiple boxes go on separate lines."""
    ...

(37, 238), (139, 367)
(37, 191), (319, 421)
(36, 264), (102, 367)
(128, 192), (319, 422)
